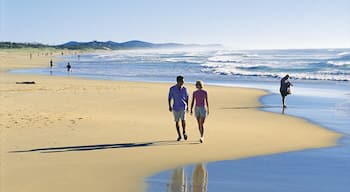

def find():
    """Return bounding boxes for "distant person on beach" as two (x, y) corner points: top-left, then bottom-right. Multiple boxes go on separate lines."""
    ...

(66, 62), (71, 72)
(190, 80), (209, 143)
(168, 76), (189, 141)
(50, 59), (53, 69)
(280, 74), (293, 108)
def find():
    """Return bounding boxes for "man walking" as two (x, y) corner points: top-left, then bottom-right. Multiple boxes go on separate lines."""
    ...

(168, 76), (189, 141)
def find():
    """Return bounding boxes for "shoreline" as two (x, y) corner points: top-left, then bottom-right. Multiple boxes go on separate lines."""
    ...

(0, 50), (342, 192)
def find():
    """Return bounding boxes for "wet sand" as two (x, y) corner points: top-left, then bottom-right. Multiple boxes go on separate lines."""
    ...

(0, 50), (341, 192)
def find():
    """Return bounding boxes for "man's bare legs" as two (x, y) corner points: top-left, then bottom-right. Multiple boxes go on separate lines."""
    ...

(176, 120), (187, 141)
(181, 120), (187, 140)
(175, 121), (181, 141)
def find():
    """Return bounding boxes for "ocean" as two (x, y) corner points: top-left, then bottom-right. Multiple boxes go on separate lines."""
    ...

(11, 47), (350, 82)
(10, 47), (350, 191)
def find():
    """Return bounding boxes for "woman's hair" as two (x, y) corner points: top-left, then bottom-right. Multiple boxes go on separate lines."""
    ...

(196, 80), (203, 88)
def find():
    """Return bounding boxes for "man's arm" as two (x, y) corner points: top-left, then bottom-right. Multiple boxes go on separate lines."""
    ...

(168, 88), (173, 112)
(168, 98), (172, 112)
(185, 98), (189, 112)
(185, 88), (189, 112)
(190, 92), (195, 114)
(205, 93), (209, 115)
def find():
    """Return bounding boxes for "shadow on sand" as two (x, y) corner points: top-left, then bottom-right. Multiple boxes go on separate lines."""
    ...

(221, 105), (282, 110)
(10, 140), (199, 153)
(222, 105), (289, 115)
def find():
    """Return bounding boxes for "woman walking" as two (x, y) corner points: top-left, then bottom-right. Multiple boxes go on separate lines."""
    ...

(190, 80), (209, 143)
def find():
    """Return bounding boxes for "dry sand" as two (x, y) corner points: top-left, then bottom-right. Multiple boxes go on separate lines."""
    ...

(0, 50), (341, 192)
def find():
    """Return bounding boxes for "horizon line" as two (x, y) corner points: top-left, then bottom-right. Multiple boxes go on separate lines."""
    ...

(0, 40), (349, 50)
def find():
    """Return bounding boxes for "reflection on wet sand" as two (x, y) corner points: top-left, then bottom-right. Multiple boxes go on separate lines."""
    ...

(167, 163), (208, 192)
(192, 164), (208, 192)
(168, 167), (186, 192)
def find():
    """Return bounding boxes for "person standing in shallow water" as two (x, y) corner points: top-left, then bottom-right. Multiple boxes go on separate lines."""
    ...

(66, 62), (71, 72)
(280, 74), (293, 108)
(190, 80), (209, 143)
(168, 76), (189, 141)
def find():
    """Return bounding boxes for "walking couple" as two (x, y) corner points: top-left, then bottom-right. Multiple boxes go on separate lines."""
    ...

(168, 76), (209, 143)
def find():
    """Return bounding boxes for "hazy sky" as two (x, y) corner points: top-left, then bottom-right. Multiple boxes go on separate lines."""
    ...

(1, 0), (350, 49)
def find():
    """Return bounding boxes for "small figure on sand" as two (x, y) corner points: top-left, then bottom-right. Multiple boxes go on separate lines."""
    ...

(66, 62), (71, 72)
(280, 74), (293, 108)
(168, 76), (189, 141)
(50, 59), (53, 69)
(190, 80), (209, 143)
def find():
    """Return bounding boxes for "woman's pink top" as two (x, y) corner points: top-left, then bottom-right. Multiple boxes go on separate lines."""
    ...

(193, 89), (207, 107)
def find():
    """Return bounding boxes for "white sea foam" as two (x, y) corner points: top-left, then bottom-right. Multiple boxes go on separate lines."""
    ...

(201, 62), (350, 81)
(327, 61), (350, 66)
(214, 50), (246, 56)
(92, 49), (212, 64)
(207, 56), (242, 63)
(338, 52), (350, 56)
(243, 54), (259, 57)
(162, 58), (203, 64)
(85, 48), (350, 82)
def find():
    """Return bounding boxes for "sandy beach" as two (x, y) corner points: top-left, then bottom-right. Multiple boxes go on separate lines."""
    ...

(0, 50), (341, 192)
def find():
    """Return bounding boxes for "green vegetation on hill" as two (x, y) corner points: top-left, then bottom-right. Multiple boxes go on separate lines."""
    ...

(0, 42), (52, 49)
(1, 40), (221, 50)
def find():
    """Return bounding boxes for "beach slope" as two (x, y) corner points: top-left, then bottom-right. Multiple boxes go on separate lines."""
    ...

(0, 50), (341, 192)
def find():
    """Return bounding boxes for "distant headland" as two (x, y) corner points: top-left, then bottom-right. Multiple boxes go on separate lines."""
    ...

(0, 40), (222, 50)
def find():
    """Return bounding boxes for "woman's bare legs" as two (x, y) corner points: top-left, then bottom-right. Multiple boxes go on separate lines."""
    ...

(282, 95), (286, 108)
(197, 117), (206, 143)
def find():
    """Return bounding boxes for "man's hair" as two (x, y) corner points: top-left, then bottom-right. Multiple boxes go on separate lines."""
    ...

(176, 75), (184, 82)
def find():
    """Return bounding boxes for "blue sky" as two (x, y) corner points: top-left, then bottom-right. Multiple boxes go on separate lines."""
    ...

(1, 0), (349, 49)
